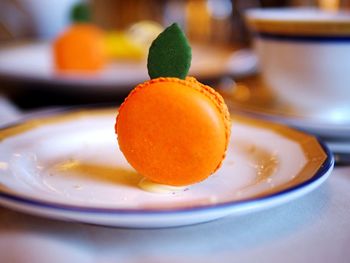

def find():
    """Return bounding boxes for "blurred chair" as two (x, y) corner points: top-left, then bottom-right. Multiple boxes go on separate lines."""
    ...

(0, 0), (35, 41)
(0, 0), (80, 41)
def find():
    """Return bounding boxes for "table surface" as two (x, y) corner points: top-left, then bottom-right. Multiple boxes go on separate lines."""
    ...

(0, 96), (349, 263)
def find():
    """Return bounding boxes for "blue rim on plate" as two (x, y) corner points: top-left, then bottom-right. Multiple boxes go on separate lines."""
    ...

(254, 32), (350, 43)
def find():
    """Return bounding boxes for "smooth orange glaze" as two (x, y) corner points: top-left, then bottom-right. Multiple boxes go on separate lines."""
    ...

(53, 24), (106, 72)
(116, 77), (231, 186)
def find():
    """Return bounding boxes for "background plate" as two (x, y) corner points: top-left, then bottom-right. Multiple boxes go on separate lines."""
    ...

(0, 42), (232, 93)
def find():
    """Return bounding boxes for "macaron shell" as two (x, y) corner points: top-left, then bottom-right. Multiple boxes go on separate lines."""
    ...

(116, 77), (230, 186)
(185, 76), (231, 171)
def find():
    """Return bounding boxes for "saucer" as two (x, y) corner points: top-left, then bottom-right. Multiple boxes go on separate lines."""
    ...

(222, 77), (350, 139)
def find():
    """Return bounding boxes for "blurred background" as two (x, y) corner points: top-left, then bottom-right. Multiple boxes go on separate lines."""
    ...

(2, 0), (349, 43)
(0, 0), (349, 111)
(2, 0), (270, 43)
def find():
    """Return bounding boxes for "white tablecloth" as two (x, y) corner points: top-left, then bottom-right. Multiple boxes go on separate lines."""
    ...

(0, 162), (348, 263)
(0, 97), (349, 263)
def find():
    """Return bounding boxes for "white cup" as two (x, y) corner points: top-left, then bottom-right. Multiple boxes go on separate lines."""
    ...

(245, 8), (350, 118)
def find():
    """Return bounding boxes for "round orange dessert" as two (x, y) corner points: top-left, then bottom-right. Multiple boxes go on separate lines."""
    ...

(53, 24), (106, 72)
(115, 77), (231, 186)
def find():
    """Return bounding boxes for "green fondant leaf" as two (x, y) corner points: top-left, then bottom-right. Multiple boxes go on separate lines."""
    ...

(70, 2), (91, 23)
(147, 23), (192, 79)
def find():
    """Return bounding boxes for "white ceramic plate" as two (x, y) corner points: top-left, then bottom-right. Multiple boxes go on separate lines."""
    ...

(0, 42), (232, 93)
(224, 78), (350, 139)
(0, 109), (333, 228)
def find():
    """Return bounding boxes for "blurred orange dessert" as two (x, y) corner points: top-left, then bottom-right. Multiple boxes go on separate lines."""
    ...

(53, 24), (106, 72)
(115, 23), (231, 187)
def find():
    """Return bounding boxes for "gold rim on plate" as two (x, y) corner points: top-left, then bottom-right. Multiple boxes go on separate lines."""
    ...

(0, 108), (328, 199)
(246, 8), (350, 36)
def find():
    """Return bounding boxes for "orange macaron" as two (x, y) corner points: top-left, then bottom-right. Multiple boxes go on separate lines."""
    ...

(116, 77), (231, 186)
